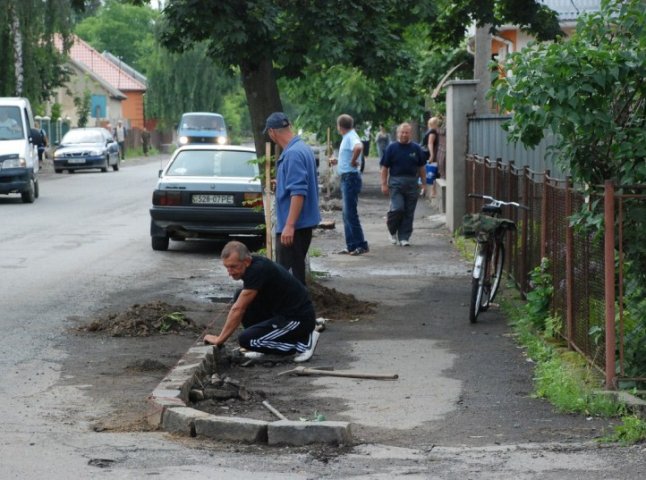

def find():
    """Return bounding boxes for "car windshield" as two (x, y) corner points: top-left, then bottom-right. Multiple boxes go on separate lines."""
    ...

(0, 106), (24, 140)
(167, 150), (257, 177)
(181, 115), (224, 131)
(62, 130), (104, 144)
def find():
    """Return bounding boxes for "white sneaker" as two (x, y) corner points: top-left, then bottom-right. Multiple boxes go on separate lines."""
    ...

(243, 351), (265, 359)
(389, 233), (399, 245)
(400, 240), (411, 247)
(294, 330), (320, 363)
(315, 317), (327, 332)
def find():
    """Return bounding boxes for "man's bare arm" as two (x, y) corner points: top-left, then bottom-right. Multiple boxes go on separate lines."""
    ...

(204, 289), (258, 345)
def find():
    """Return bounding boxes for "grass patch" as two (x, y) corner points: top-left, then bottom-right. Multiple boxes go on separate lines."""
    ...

(601, 415), (646, 444)
(502, 294), (622, 417)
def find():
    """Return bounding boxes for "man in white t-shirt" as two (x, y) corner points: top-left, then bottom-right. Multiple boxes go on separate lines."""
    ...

(115, 120), (126, 159)
(328, 114), (369, 256)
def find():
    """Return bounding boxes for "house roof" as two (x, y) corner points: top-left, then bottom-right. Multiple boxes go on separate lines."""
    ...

(55, 35), (146, 92)
(66, 57), (127, 100)
(538, 0), (600, 22)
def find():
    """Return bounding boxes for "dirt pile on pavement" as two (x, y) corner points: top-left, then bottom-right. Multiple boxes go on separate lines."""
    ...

(75, 301), (203, 337)
(309, 281), (376, 320)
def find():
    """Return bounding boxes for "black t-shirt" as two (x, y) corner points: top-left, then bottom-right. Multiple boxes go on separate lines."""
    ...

(380, 142), (426, 177)
(422, 128), (439, 157)
(242, 256), (314, 319)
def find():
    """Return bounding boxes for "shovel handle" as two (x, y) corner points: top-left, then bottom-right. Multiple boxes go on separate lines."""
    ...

(301, 368), (398, 380)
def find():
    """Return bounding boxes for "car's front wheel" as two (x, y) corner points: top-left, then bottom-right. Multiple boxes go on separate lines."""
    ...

(101, 156), (109, 173)
(21, 177), (36, 203)
(151, 235), (169, 251)
(112, 157), (120, 171)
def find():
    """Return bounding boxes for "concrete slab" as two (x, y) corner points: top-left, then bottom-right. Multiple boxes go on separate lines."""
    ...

(162, 406), (211, 436)
(268, 420), (351, 445)
(195, 415), (268, 443)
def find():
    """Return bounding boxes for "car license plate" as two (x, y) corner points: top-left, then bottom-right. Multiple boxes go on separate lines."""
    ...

(68, 158), (86, 164)
(192, 194), (234, 205)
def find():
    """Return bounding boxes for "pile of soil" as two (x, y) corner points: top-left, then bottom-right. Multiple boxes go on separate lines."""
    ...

(309, 281), (376, 319)
(74, 301), (203, 337)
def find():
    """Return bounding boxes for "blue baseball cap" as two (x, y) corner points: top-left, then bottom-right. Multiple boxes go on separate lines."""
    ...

(263, 112), (290, 133)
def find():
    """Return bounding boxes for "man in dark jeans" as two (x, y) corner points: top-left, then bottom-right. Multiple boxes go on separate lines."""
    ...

(380, 122), (426, 247)
(264, 112), (321, 285)
(203, 241), (320, 363)
(329, 114), (369, 255)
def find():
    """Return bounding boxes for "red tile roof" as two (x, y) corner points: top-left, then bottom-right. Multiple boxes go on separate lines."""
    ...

(55, 35), (146, 92)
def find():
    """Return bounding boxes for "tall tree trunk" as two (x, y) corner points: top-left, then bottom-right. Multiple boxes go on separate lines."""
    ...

(239, 57), (283, 156)
(9, 2), (24, 96)
(474, 24), (492, 115)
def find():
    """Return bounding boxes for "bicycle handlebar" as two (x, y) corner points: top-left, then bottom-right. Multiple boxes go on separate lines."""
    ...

(468, 193), (529, 210)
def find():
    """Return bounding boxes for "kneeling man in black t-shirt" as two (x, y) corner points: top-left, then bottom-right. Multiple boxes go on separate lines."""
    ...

(204, 241), (319, 363)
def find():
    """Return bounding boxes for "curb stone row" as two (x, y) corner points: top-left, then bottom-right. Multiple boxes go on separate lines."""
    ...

(147, 343), (352, 446)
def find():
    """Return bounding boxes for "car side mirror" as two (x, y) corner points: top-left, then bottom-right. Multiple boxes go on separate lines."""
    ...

(158, 169), (163, 178)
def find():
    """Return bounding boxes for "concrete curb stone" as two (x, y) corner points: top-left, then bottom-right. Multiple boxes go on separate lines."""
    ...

(268, 420), (352, 446)
(148, 341), (353, 445)
(195, 415), (268, 443)
(163, 406), (211, 436)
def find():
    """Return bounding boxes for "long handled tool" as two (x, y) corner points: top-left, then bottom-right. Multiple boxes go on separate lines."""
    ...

(278, 367), (398, 380)
(325, 127), (332, 199)
(262, 400), (288, 420)
(264, 141), (273, 260)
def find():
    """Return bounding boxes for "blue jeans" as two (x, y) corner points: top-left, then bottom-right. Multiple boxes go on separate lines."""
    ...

(388, 176), (420, 241)
(340, 172), (368, 251)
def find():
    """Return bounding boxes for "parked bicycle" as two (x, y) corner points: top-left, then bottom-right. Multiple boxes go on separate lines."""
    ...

(462, 194), (528, 323)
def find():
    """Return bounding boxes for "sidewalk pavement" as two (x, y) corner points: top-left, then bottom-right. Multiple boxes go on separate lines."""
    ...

(149, 151), (620, 449)
(305, 156), (619, 447)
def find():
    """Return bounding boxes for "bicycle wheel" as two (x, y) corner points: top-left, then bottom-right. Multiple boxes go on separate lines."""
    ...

(469, 245), (487, 323)
(488, 241), (505, 303)
(480, 244), (497, 312)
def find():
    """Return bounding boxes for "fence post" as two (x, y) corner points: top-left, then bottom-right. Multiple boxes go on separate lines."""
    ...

(604, 180), (616, 389)
(565, 177), (574, 346)
(540, 170), (550, 259)
(520, 166), (530, 294)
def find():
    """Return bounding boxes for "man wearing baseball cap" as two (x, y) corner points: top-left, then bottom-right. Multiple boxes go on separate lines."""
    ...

(264, 112), (320, 285)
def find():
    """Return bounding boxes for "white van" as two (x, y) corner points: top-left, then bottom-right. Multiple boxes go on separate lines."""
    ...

(0, 97), (41, 203)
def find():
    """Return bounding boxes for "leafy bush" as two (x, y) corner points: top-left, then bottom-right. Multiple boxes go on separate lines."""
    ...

(525, 258), (553, 330)
(493, 0), (646, 379)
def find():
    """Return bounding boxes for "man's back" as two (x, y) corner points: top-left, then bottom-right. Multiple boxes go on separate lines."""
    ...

(243, 256), (313, 317)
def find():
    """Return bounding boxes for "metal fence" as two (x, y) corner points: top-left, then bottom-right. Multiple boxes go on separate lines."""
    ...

(468, 114), (563, 177)
(465, 154), (646, 388)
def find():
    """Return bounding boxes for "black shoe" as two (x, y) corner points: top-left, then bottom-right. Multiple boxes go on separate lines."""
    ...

(350, 247), (368, 256)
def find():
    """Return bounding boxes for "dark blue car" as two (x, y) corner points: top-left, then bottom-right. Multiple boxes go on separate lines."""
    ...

(53, 127), (120, 173)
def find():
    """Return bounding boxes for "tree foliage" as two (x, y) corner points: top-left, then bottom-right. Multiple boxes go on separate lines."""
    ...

(433, 0), (562, 46)
(142, 42), (239, 130)
(158, 0), (436, 153)
(75, 0), (158, 74)
(492, 0), (646, 187)
(0, 0), (83, 108)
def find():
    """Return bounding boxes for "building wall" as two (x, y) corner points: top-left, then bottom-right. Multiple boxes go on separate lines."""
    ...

(53, 68), (123, 127)
(121, 91), (145, 129)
